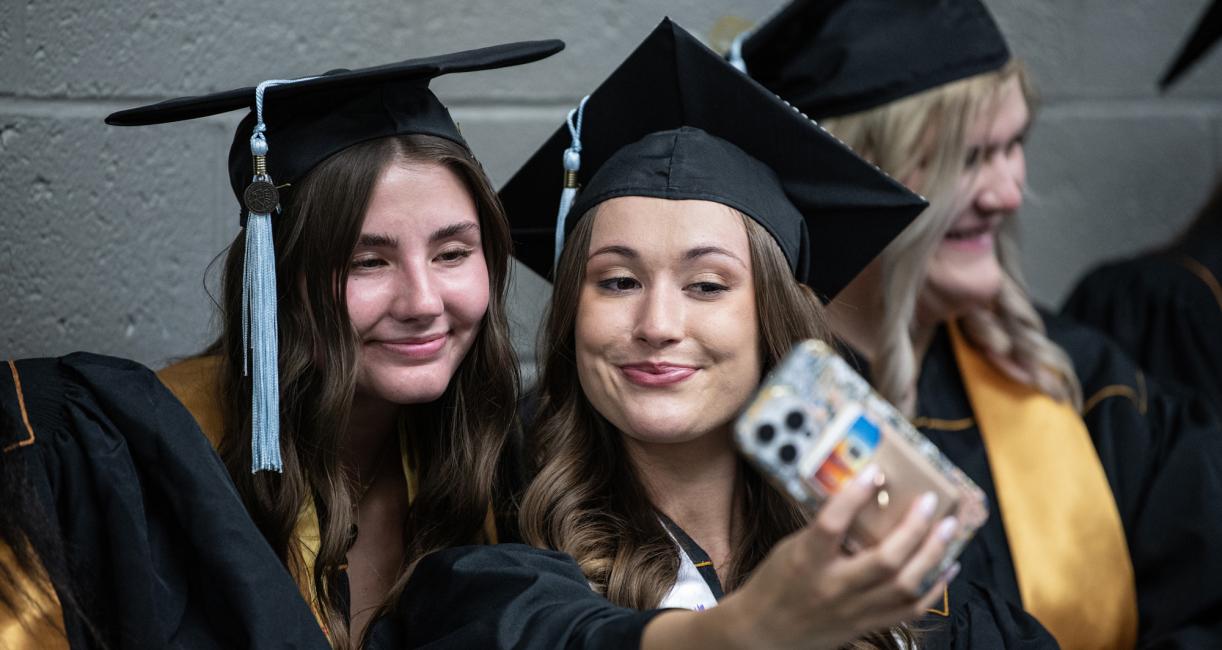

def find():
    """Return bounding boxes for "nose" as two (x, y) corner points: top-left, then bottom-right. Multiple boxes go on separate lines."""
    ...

(976, 151), (1025, 214)
(389, 262), (444, 323)
(633, 285), (684, 348)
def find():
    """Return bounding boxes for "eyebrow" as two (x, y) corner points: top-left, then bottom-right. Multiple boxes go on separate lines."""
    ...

(587, 243), (747, 268)
(357, 232), (399, 248)
(683, 246), (747, 268)
(355, 221), (479, 249)
(588, 244), (638, 260)
(429, 221), (480, 243)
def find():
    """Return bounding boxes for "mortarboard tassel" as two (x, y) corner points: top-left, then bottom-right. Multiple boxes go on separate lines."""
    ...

(727, 30), (749, 73)
(554, 95), (590, 269)
(241, 78), (315, 473)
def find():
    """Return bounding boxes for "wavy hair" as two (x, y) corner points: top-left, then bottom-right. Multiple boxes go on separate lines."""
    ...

(520, 206), (908, 649)
(207, 134), (519, 648)
(822, 60), (1081, 414)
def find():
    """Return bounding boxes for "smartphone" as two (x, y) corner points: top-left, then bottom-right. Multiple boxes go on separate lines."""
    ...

(735, 340), (987, 575)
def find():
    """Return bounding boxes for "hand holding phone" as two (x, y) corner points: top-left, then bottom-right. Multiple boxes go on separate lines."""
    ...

(735, 340), (987, 577)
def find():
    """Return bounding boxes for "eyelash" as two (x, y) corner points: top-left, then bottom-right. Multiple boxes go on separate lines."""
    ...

(597, 277), (640, 292)
(965, 136), (1024, 169)
(594, 277), (730, 296)
(436, 247), (474, 264)
(348, 246), (473, 271)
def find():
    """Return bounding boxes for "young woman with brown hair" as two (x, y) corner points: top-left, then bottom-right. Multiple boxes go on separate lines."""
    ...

(397, 20), (1055, 650)
(0, 41), (562, 649)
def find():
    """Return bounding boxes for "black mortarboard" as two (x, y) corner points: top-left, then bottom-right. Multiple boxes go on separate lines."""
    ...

(107, 40), (564, 213)
(105, 41), (563, 473)
(501, 19), (926, 300)
(735, 0), (1010, 119)
(1160, 0), (1222, 89)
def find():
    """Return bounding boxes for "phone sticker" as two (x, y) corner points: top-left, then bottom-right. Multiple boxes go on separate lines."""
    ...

(814, 413), (880, 494)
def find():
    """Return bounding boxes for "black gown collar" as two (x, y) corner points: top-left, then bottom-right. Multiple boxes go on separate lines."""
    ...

(656, 512), (725, 600)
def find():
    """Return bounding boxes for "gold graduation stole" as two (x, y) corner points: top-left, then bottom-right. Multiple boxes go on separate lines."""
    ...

(158, 357), (498, 637)
(947, 323), (1138, 649)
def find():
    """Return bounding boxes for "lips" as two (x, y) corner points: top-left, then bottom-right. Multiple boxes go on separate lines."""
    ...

(374, 333), (447, 360)
(944, 218), (999, 252)
(619, 362), (698, 387)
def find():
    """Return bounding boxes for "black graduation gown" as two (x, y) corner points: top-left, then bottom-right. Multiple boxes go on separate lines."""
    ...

(0, 353), (329, 649)
(891, 314), (1222, 647)
(1061, 220), (1222, 420)
(389, 542), (1057, 649)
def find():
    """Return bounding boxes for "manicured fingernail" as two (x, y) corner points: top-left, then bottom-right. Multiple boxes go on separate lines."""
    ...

(936, 516), (959, 541)
(855, 464), (879, 487)
(916, 492), (938, 519)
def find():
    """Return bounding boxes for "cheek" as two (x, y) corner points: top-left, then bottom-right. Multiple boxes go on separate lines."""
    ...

(1011, 150), (1027, 186)
(573, 289), (611, 377)
(697, 294), (762, 396)
(446, 258), (492, 327)
(345, 276), (391, 334)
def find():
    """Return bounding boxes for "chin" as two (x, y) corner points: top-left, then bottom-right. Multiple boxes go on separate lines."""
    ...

(612, 403), (716, 446)
(925, 254), (1006, 315)
(360, 367), (457, 405)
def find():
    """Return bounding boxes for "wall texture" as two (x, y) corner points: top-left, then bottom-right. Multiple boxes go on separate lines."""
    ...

(2, 0), (1219, 373)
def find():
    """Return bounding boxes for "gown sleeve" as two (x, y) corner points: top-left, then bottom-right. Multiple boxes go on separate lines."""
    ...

(387, 544), (1061, 650)
(1047, 315), (1222, 647)
(918, 580), (1061, 650)
(1061, 254), (1222, 419)
(382, 544), (664, 649)
(0, 353), (330, 649)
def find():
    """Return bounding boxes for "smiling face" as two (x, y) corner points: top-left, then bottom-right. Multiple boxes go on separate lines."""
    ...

(346, 161), (489, 406)
(918, 75), (1030, 319)
(574, 196), (761, 448)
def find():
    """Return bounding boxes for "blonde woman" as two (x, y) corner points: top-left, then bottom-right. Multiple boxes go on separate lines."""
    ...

(740, 0), (1222, 646)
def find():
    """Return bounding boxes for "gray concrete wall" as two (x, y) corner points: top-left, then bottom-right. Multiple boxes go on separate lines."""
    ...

(2, 0), (1219, 374)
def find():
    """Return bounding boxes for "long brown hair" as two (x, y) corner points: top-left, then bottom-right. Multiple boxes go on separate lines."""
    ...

(519, 206), (908, 648)
(207, 134), (519, 648)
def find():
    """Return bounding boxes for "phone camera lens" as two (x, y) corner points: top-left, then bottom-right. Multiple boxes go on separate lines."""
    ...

(785, 410), (805, 430)
(756, 423), (775, 443)
(779, 444), (797, 464)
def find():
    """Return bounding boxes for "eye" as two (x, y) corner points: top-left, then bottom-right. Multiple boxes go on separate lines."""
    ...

(1006, 135), (1025, 155)
(436, 247), (473, 264)
(350, 256), (387, 270)
(596, 276), (640, 293)
(964, 146), (982, 169)
(686, 281), (729, 296)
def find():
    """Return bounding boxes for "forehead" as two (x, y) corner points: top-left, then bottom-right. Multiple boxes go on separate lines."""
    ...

(362, 161), (478, 231)
(588, 196), (750, 256)
(966, 76), (1030, 143)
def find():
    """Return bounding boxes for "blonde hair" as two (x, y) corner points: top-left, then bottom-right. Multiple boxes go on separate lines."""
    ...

(822, 59), (1081, 413)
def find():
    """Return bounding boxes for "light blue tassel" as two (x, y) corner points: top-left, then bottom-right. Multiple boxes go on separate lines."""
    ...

(554, 95), (590, 269)
(243, 203), (281, 472)
(241, 77), (316, 473)
(727, 30), (749, 73)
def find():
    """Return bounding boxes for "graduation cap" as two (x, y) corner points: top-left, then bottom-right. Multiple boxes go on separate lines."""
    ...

(500, 19), (927, 300)
(731, 0), (1010, 119)
(1160, 0), (1222, 89)
(105, 40), (564, 473)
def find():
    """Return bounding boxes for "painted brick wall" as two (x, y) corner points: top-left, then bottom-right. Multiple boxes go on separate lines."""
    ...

(2, 0), (1218, 376)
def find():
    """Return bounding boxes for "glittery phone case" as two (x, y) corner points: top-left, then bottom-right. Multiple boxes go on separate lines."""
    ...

(735, 340), (987, 574)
